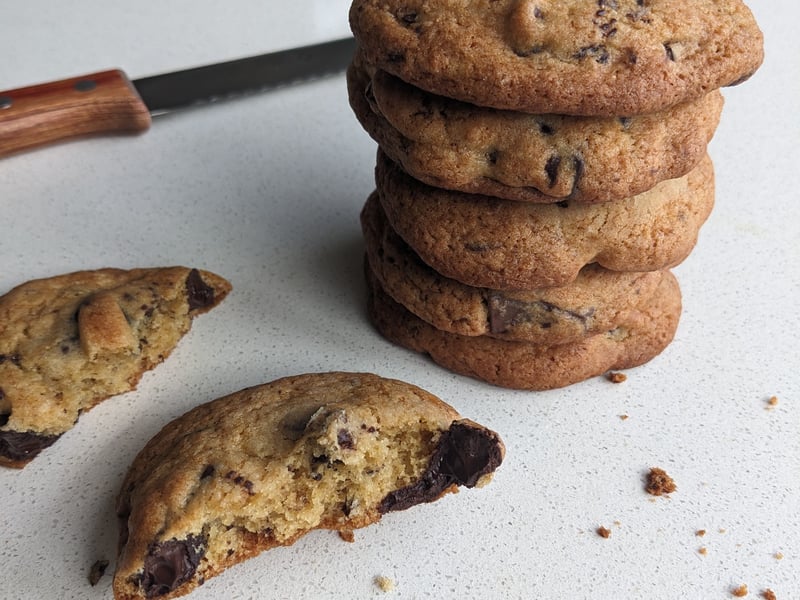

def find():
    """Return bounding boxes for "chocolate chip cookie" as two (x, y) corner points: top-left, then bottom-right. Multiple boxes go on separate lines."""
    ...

(366, 265), (681, 390)
(362, 191), (666, 344)
(350, 0), (763, 116)
(0, 267), (231, 468)
(113, 372), (504, 600)
(377, 151), (714, 290)
(349, 56), (723, 203)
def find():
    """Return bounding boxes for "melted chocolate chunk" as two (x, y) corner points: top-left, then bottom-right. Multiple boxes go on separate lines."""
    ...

(185, 269), (215, 312)
(141, 535), (205, 598)
(545, 155), (561, 187)
(0, 430), (60, 463)
(378, 422), (503, 514)
(488, 295), (543, 333)
(489, 294), (595, 333)
(337, 429), (355, 450)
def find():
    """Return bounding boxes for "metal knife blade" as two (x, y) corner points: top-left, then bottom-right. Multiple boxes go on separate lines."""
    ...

(0, 36), (357, 158)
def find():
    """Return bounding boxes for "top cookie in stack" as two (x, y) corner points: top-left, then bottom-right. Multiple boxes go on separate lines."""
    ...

(350, 0), (763, 117)
(348, 0), (763, 390)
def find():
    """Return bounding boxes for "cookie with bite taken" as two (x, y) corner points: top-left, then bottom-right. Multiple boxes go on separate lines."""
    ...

(113, 372), (504, 599)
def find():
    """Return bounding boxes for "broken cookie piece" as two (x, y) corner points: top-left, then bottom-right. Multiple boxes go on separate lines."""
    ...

(113, 372), (504, 600)
(0, 267), (231, 468)
(645, 467), (677, 496)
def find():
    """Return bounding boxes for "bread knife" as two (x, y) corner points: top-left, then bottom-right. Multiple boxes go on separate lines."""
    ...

(0, 36), (357, 158)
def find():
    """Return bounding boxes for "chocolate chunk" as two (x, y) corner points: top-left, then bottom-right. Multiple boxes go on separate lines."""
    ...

(545, 155), (561, 187)
(575, 44), (610, 64)
(488, 295), (594, 334)
(185, 269), (215, 312)
(597, 0), (618, 9)
(396, 9), (418, 25)
(0, 430), (61, 463)
(0, 353), (21, 366)
(200, 465), (215, 479)
(727, 70), (756, 87)
(337, 428), (355, 450)
(489, 295), (538, 333)
(141, 535), (205, 597)
(664, 42), (676, 61)
(538, 122), (555, 136)
(378, 421), (503, 514)
(514, 45), (545, 57)
(571, 155), (585, 195)
(486, 149), (499, 165)
(464, 242), (490, 253)
(224, 470), (254, 495)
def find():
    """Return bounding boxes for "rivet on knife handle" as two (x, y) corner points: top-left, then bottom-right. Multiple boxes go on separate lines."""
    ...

(0, 69), (151, 158)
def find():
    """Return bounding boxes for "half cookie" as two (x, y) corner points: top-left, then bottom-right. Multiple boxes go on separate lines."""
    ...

(0, 267), (231, 468)
(113, 372), (504, 600)
(366, 264), (681, 390)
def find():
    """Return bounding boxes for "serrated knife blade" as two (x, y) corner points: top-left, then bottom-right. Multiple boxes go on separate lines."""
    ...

(0, 36), (357, 158)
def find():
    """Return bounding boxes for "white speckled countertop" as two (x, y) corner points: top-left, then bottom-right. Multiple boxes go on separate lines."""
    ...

(1, 1), (797, 598)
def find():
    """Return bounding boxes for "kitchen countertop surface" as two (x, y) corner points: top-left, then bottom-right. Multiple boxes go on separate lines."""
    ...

(1, 2), (797, 599)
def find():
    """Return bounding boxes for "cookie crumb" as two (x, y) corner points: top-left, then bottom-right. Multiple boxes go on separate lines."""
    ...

(88, 559), (109, 586)
(696, 529), (706, 537)
(375, 575), (396, 592)
(596, 526), (611, 538)
(698, 546), (708, 556)
(731, 584), (749, 597)
(607, 371), (627, 383)
(774, 552), (783, 560)
(766, 395), (778, 409)
(338, 530), (355, 543)
(619, 414), (629, 421)
(645, 467), (676, 496)
(761, 589), (776, 600)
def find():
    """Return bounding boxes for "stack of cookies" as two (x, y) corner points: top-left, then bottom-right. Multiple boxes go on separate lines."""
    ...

(347, 0), (763, 390)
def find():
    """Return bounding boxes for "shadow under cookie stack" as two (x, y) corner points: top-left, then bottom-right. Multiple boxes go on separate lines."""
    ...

(347, 0), (763, 390)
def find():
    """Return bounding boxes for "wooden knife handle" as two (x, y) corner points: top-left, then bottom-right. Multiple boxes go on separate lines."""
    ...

(0, 69), (151, 158)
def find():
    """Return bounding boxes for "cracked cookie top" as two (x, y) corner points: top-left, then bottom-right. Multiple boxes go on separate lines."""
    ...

(350, 0), (763, 116)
